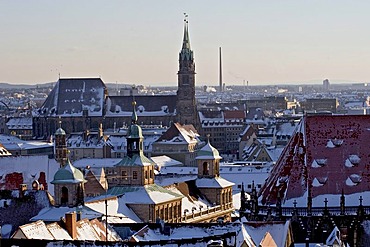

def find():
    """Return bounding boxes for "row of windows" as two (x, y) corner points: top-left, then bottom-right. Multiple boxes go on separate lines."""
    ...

(156, 204), (181, 221)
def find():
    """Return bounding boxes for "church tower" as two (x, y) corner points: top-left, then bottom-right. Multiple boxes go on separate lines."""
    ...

(55, 120), (68, 168)
(127, 101), (144, 158)
(176, 14), (197, 125)
(51, 126), (86, 207)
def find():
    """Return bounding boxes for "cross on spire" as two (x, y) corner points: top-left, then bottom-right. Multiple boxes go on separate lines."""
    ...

(324, 198), (328, 208)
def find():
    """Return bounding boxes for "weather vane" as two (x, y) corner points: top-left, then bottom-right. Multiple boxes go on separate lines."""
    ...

(184, 13), (188, 23)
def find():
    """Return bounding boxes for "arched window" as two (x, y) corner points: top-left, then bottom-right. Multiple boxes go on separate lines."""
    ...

(203, 162), (209, 176)
(61, 186), (68, 205)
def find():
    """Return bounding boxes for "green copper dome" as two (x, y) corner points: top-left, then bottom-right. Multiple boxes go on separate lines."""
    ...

(128, 124), (143, 139)
(51, 159), (86, 184)
(55, 127), (66, 135)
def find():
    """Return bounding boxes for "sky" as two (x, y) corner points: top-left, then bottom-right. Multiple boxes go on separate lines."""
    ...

(1, 1), (370, 86)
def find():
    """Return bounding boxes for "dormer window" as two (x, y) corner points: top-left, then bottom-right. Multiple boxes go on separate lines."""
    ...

(346, 174), (362, 186)
(332, 139), (343, 147)
(312, 159), (327, 168)
(349, 155), (360, 165)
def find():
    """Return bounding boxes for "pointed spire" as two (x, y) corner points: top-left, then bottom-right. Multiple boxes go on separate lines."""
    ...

(182, 13), (190, 50)
(340, 189), (346, 216)
(240, 182), (246, 212)
(131, 101), (138, 124)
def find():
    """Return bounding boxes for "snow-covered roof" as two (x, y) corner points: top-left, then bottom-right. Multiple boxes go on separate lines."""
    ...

(31, 206), (102, 222)
(73, 158), (122, 168)
(46, 222), (72, 240)
(162, 186), (213, 214)
(108, 184), (183, 204)
(0, 134), (53, 151)
(155, 122), (200, 145)
(13, 220), (55, 240)
(6, 117), (32, 130)
(155, 174), (197, 187)
(150, 155), (183, 169)
(220, 163), (272, 192)
(132, 224), (233, 242)
(85, 196), (142, 223)
(0, 155), (59, 191)
(196, 177), (234, 188)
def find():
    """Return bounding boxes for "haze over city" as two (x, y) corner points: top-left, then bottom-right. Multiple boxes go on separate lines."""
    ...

(1, 0), (370, 86)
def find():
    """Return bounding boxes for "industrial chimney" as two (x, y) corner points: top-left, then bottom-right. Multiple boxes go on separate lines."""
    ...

(219, 47), (222, 92)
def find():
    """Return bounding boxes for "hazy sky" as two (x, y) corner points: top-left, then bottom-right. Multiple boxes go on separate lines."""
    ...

(1, 1), (370, 86)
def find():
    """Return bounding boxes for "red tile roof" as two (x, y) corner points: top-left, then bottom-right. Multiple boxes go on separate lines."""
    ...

(224, 110), (246, 119)
(260, 115), (370, 205)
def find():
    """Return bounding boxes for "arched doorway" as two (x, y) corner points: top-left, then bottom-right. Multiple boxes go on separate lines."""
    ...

(61, 186), (68, 205)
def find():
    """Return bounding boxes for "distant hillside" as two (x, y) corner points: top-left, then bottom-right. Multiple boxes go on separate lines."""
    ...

(0, 82), (55, 89)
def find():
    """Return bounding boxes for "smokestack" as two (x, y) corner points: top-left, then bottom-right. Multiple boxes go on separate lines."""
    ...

(219, 47), (222, 92)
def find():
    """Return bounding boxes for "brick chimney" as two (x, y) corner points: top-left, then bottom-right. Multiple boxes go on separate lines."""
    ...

(19, 184), (27, 198)
(65, 212), (77, 239)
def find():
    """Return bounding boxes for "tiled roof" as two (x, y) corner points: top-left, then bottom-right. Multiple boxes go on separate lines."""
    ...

(106, 95), (177, 116)
(224, 110), (246, 119)
(260, 115), (370, 206)
(195, 177), (234, 188)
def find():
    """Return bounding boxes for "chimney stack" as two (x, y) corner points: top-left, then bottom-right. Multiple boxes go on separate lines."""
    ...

(65, 212), (77, 240)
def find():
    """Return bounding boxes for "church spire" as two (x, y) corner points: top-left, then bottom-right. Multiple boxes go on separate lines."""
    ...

(182, 13), (190, 50)
(179, 13), (193, 62)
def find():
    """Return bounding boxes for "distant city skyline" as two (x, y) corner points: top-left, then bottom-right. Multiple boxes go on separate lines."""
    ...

(1, 1), (370, 86)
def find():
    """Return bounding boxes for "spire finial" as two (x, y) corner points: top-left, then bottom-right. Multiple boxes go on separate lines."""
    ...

(131, 101), (138, 124)
(182, 13), (190, 50)
(58, 116), (62, 129)
(206, 134), (210, 143)
(184, 12), (188, 23)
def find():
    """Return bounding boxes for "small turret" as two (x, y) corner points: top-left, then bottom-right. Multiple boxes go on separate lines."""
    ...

(55, 119), (68, 167)
(196, 136), (222, 178)
(127, 101), (144, 158)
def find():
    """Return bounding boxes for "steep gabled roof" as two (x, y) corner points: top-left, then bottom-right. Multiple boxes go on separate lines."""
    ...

(260, 115), (370, 206)
(37, 78), (106, 117)
(155, 122), (199, 144)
